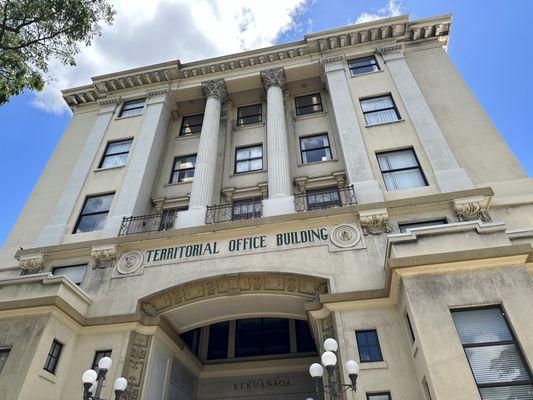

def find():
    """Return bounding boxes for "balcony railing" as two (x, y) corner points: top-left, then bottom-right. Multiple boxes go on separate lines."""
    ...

(206, 198), (263, 224)
(118, 210), (177, 236)
(294, 185), (357, 212)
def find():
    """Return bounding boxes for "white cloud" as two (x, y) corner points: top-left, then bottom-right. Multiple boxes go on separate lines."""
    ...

(355, 0), (403, 24)
(30, 0), (307, 114)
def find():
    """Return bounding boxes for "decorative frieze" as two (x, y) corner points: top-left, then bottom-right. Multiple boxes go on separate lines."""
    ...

(359, 209), (391, 235)
(19, 254), (45, 275)
(320, 54), (346, 73)
(454, 197), (491, 222)
(91, 244), (119, 269)
(378, 44), (405, 61)
(260, 68), (286, 91)
(121, 332), (152, 400)
(202, 79), (227, 102)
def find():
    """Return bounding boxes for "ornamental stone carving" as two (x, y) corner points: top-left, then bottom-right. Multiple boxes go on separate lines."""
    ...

(91, 244), (119, 269)
(359, 209), (391, 235)
(329, 224), (362, 249)
(260, 68), (286, 91)
(19, 254), (45, 275)
(454, 197), (491, 222)
(320, 54), (346, 73)
(120, 332), (152, 400)
(377, 44), (405, 61)
(116, 251), (144, 275)
(202, 79), (227, 102)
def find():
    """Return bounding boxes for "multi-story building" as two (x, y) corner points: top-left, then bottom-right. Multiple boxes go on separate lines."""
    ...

(0, 13), (532, 400)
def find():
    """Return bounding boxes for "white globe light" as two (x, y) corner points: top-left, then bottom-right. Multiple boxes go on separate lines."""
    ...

(323, 338), (338, 352)
(306, 398), (314, 400)
(82, 369), (97, 384)
(345, 360), (360, 375)
(114, 377), (128, 391)
(309, 363), (324, 378)
(89, 382), (97, 393)
(321, 350), (337, 367)
(98, 356), (112, 370)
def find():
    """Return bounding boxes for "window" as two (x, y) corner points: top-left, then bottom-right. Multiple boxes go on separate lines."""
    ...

(159, 208), (182, 231)
(452, 307), (533, 399)
(300, 134), (332, 164)
(405, 312), (415, 344)
(235, 318), (290, 358)
(207, 321), (230, 360)
(306, 187), (341, 211)
(360, 95), (400, 125)
(91, 350), (112, 373)
(51, 264), (87, 285)
(295, 319), (317, 353)
(44, 339), (63, 374)
(377, 149), (427, 191)
(295, 93), (323, 116)
(367, 393), (392, 400)
(356, 330), (383, 362)
(179, 114), (204, 136)
(235, 145), (263, 174)
(237, 104), (262, 126)
(118, 99), (145, 117)
(74, 194), (114, 233)
(170, 155), (196, 183)
(181, 327), (201, 356)
(348, 56), (380, 76)
(99, 139), (132, 169)
(0, 349), (10, 374)
(399, 219), (448, 233)
(232, 198), (262, 220)
(422, 377), (433, 400)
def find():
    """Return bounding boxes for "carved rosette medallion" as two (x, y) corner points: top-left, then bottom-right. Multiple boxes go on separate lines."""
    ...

(330, 224), (362, 248)
(359, 209), (391, 235)
(91, 245), (119, 269)
(202, 79), (227, 102)
(260, 68), (286, 91)
(19, 254), (45, 275)
(116, 251), (144, 275)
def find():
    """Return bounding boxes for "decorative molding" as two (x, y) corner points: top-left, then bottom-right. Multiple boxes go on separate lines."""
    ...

(140, 273), (328, 316)
(359, 208), (391, 235)
(453, 196), (491, 222)
(19, 254), (45, 275)
(116, 251), (144, 275)
(202, 79), (227, 102)
(378, 44), (405, 61)
(260, 68), (286, 91)
(99, 96), (122, 106)
(321, 54), (346, 73)
(121, 332), (152, 400)
(91, 244), (119, 269)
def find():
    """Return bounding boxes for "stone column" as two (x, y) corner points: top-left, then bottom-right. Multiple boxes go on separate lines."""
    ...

(35, 98), (120, 247)
(102, 89), (173, 237)
(379, 44), (474, 192)
(176, 79), (227, 228)
(260, 68), (295, 216)
(321, 55), (384, 204)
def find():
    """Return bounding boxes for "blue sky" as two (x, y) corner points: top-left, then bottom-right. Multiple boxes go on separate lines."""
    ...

(0, 0), (532, 246)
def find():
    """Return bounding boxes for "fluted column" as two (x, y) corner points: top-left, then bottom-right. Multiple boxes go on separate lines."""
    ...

(176, 79), (227, 228)
(35, 98), (120, 246)
(378, 44), (474, 192)
(322, 55), (384, 204)
(260, 68), (295, 216)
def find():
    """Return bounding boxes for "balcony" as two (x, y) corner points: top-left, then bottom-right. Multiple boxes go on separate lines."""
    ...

(118, 210), (176, 236)
(294, 185), (357, 212)
(206, 198), (263, 224)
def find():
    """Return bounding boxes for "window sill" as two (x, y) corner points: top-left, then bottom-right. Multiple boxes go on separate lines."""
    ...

(234, 122), (265, 131)
(359, 361), (388, 370)
(94, 165), (126, 173)
(230, 169), (267, 178)
(297, 158), (338, 167)
(349, 69), (383, 79)
(175, 133), (201, 141)
(164, 180), (193, 187)
(114, 113), (143, 121)
(364, 119), (405, 128)
(294, 111), (327, 121)
(39, 370), (57, 384)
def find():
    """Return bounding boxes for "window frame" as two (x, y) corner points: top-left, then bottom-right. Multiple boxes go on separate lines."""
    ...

(43, 339), (63, 375)
(405, 311), (416, 344)
(356, 329), (384, 363)
(73, 193), (114, 234)
(179, 114), (204, 136)
(305, 186), (341, 211)
(91, 350), (112, 373)
(295, 93), (324, 116)
(348, 55), (380, 76)
(0, 348), (10, 374)
(231, 197), (263, 220)
(360, 94), (401, 126)
(51, 264), (87, 285)
(451, 305), (533, 397)
(118, 99), (145, 118)
(299, 133), (333, 164)
(237, 104), (262, 126)
(170, 154), (197, 184)
(376, 148), (428, 191)
(234, 144), (263, 174)
(366, 392), (392, 400)
(398, 219), (448, 233)
(98, 138), (133, 169)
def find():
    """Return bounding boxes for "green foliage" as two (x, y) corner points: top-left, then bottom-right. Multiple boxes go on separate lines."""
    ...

(0, 0), (115, 105)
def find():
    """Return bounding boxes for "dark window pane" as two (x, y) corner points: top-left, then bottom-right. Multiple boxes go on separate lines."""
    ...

(0, 349), (10, 374)
(76, 213), (108, 233)
(232, 198), (262, 220)
(74, 193), (114, 233)
(348, 56), (379, 76)
(51, 265), (86, 285)
(300, 134), (332, 164)
(180, 328), (201, 355)
(399, 219), (448, 233)
(367, 394), (391, 400)
(83, 194), (114, 214)
(44, 340), (63, 374)
(119, 99), (145, 117)
(207, 321), (230, 360)
(237, 104), (262, 126)
(171, 155), (197, 183)
(91, 350), (112, 373)
(100, 139), (132, 168)
(306, 188), (341, 210)
(295, 320), (317, 353)
(235, 317), (290, 358)
(356, 330), (383, 363)
(295, 94), (323, 116)
(180, 114), (204, 136)
(302, 148), (332, 164)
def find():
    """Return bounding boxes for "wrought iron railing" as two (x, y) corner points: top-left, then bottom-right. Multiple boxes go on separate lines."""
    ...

(294, 185), (357, 212)
(118, 210), (177, 236)
(206, 198), (263, 224)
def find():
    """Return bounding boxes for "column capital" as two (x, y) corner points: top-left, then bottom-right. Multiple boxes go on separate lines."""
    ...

(377, 44), (405, 61)
(320, 54), (346, 73)
(98, 96), (121, 114)
(202, 79), (227, 102)
(260, 68), (286, 91)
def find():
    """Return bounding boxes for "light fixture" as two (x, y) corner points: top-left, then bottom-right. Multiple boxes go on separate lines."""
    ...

(114, 377), (128, 398)
(98, 356), (112, 371)
(82, 370), (97, 385)
(321, 350), (337, 367)
(309, 363), (324, 378)
(323, 338), (338, 352)
(81, 357), (127, 400)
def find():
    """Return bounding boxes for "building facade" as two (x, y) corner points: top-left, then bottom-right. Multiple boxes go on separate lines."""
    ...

(0, 13), (532, 400)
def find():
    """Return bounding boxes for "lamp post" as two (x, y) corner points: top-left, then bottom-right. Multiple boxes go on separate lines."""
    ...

(308, 338), (359, 399)
(81, 356), (128, 400)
